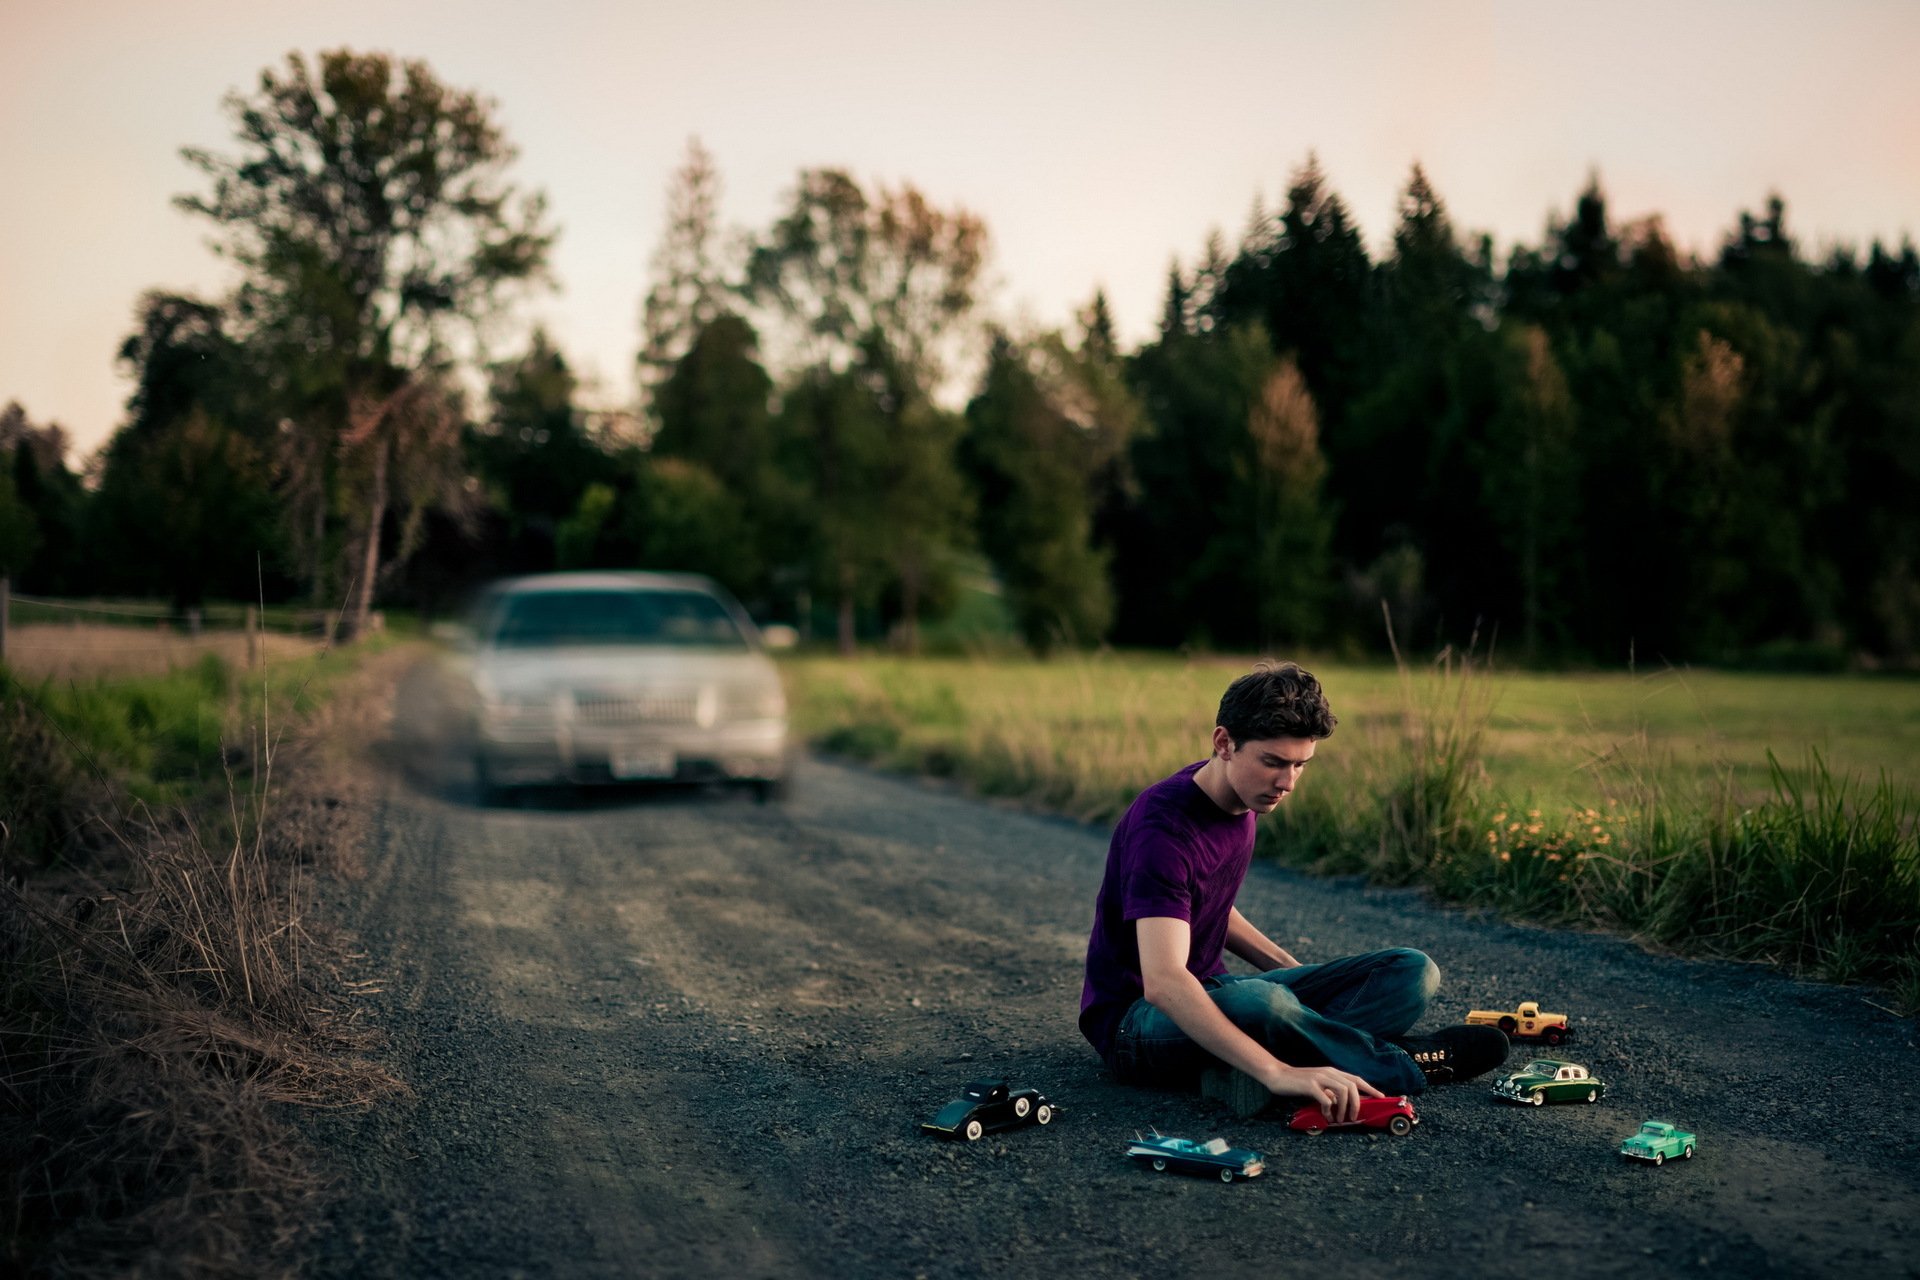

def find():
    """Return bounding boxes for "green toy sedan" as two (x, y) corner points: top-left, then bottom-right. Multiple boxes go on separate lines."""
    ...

(1492, 1059), (1606, 1106)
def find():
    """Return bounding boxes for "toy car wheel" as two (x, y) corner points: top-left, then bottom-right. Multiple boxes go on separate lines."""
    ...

(1529, 1091), (1545, 1107)
(1034, 1104), (1053, 1125)
(1585, 1089), (1597, 1104)
(1682, 1145), (1694, 1159)
(1498, 1016), (1517, 1033)
(1302, 1120), (1326, 1135)
(1543, 1028), (1565, 1045)
(1652, 1151), (1665, 1166)
(1389, 1115), (1413, 1136)
(1218, 1168), (1234, 1183)
(1013, 1096), (1031, 1119)
(963, 1119), (984, 1142)
(1152, 1158), (1167, 1172)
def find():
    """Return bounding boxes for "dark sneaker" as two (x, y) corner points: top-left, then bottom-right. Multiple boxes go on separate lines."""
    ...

(1199, 1066), (1273, 1119)
(1396, 1025), (1511, 1084)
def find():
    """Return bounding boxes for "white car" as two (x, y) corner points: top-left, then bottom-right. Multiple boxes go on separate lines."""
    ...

(449, 572), (789, 802)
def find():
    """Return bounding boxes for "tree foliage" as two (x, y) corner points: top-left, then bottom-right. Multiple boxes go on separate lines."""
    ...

(963, 328), (1139, 652)
(178, 48), (552, 633)
(45, 77), (1920, 668)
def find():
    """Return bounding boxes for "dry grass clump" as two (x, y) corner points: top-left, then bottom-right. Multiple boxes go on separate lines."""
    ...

(1, 654), (402, 1279)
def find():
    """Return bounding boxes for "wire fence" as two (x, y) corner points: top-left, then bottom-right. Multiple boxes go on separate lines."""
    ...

(0, 579), (375, 677)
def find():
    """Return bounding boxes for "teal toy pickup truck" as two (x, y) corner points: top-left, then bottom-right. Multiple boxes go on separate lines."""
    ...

(1619, 1120), (1696, 1165)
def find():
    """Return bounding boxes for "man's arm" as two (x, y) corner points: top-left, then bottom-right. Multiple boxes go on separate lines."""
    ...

(1137, 915), (1377, 1122)
(1224, 906), (1301, 971)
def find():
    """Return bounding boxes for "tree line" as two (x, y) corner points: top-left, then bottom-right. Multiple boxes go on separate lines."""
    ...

(3, 49), (1916, 666)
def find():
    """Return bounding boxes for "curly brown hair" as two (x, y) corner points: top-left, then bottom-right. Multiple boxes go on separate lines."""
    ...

(1216, 662), (1337, 744)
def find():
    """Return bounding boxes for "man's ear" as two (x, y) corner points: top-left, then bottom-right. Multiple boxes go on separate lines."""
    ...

(1211, 725), (1234, 759)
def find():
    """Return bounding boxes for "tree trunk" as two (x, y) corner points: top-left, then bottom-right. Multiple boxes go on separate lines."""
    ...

(837, 562), (856, 656)
(343, 436), (389, 643)
(897, 561), (921, 655)
(310, 489), (328, 606)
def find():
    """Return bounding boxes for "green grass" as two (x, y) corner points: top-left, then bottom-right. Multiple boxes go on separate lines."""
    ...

(5, 651), (341, 815)
(780, 651), (1920, 1010)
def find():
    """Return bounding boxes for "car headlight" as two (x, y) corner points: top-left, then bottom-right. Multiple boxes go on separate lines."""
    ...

(723, 682), (787, 720)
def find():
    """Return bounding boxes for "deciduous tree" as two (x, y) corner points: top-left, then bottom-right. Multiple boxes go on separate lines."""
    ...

(179, 48), (552, 636)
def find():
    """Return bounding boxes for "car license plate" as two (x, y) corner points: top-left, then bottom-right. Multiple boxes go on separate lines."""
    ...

(611, 748), (676, 779)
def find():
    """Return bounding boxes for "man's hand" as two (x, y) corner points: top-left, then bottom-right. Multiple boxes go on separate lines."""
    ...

(1138, 916), (1383, 1124)
(1263, 1063), (1383, 1125)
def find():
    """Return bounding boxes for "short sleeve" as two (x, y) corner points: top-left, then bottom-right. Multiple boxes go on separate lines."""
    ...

(1119, 819), (1193, 923)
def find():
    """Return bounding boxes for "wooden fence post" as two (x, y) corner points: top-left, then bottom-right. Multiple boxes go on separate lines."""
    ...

(245, 605), (260, 670)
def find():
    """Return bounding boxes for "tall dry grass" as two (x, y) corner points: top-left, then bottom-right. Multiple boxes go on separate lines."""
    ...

(2, 622), (322, 683)
(1, 648), (402, 1278)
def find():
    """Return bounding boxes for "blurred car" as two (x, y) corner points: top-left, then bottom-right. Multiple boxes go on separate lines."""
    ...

(1126, 1133), (1264, 1182)
(447, 572), (789, 802)
(1493, 1059), (1605, 1106)
(1288, 1094), (1419, 1136)
(921, 1078), (1056, 1141)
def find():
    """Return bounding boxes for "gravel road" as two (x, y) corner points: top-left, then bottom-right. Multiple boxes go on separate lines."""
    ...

(304, 663), (1920, 1280)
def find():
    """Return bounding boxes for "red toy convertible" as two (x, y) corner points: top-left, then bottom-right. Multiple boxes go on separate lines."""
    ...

(1289, 1095), (1418, 1136)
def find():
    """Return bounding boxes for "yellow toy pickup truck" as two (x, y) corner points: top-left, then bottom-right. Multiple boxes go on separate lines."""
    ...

(1464, 1000), (1574, 1044)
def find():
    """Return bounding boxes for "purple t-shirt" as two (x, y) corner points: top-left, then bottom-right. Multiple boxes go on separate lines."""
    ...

(1078, 760), (1257, 1061)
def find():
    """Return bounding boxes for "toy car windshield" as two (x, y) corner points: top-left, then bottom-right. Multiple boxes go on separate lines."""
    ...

(1522, 1061), (1558, 1075)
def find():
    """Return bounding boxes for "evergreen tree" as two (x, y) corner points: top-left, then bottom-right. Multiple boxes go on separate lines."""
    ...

(962, 330), (1139, 653)
(469, 330), (618, 573)
(650, 313), (786, 606)
(638, 138), (732, 407)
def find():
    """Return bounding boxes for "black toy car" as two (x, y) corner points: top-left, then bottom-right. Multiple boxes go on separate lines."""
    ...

(921, 1078), (1056, 1141)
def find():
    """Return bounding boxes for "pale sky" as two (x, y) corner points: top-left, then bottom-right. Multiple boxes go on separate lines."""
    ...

(4, 0), (1917, 462)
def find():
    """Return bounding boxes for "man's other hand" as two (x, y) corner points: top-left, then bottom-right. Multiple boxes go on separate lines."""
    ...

(1264, 1064), (1382, 1125)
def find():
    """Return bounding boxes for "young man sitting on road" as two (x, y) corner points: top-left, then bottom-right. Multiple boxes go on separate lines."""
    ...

(1078, 663), (1509, 1121)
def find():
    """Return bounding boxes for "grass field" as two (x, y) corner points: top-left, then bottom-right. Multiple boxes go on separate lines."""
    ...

(781, 652), (1920, 817)
(779, 651), (1920, 1009)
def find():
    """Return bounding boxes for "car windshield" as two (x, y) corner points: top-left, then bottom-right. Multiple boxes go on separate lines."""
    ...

(1523, 1062), (1556, 1076)
(488, 589), (748, 651)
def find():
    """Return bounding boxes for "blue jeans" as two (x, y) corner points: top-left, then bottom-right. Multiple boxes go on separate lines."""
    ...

(1108, 947), (1438, 1096)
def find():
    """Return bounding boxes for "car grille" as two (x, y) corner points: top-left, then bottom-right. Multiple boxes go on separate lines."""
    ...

(572, 689), (699, 724)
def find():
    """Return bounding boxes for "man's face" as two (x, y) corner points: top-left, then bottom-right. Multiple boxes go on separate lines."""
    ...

(1213, 729), (1318, 814)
